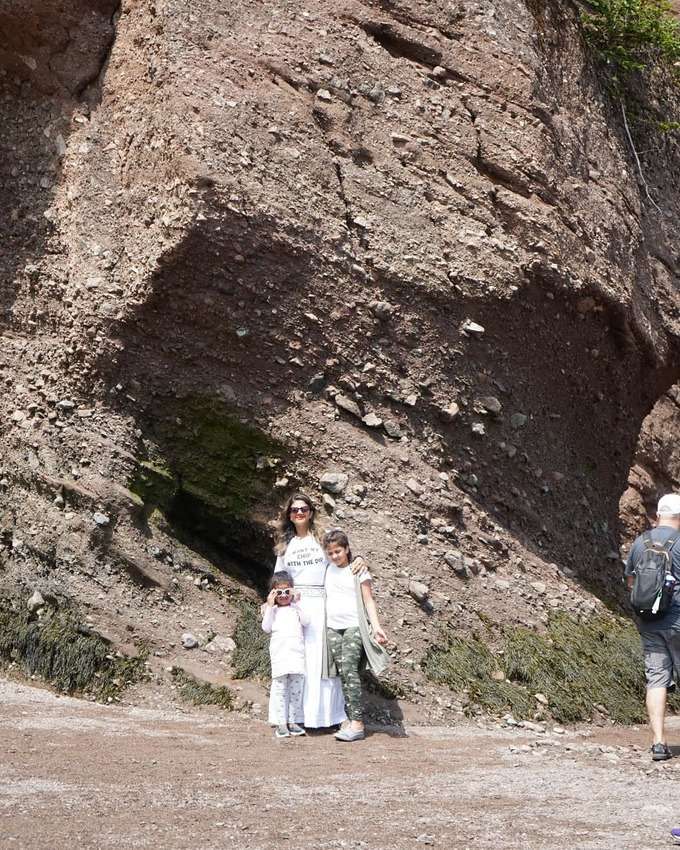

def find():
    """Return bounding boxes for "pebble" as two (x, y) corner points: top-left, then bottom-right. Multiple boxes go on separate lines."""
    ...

(362, 412), (382, 428)
(409, 581), (429, 603)
(530, 581), (547, 595)
(444, 551), (467, 577)
(405, 478), (424, 496)
(510, 413), (528, 429)
(93, 512), (110, 526)
(479, 396), (502, 415)
(205, 635), (236, 655)
(383, 420), (402, 439)
(309, 373), (326, 392)
(56, 399), (76, 413)
(316, 89), (332, 101)
(461, 319), (485, 336)
(181, 633), (199, 649)
(369, 300), (395, 320)
(27, 590), (45, 613)
(320, 472), (349, 494)
(438, 402), (460, 421)
(471, 422), (486, 436)
(335, 394), (362, 419)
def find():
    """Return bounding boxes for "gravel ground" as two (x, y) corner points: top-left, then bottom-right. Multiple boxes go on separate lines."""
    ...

(2, 679), (680, 849)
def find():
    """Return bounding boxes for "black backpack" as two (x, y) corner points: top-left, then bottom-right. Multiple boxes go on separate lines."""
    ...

(630, 531), (680, 621)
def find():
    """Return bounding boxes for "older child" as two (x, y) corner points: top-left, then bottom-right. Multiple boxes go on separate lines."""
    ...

(262, 571), (310, 739)
(322, 528), (389, 742)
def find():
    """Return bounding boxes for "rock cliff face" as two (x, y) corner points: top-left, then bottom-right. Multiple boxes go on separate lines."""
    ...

(1, 0), (679, 717)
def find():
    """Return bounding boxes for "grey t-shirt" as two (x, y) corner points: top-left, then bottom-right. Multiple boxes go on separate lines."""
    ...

(625, 526), (680, 632)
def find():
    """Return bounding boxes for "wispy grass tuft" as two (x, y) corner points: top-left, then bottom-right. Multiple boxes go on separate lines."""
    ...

(424, 612), (680, 723)
(0, 603), (146, 699)
(171, 667), (234, 709)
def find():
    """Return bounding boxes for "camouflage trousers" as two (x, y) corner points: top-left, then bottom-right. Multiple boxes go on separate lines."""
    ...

(327, 626), (364, 721)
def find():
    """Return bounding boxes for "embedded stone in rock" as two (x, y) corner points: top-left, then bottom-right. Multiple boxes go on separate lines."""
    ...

(308, 373), (326, 392)
(316, 88), (332, 101)
(322, 493), (336, 513)
(444, 551), (467, 577)
(383, 420), (402, 439)
(335, 394), (362, 419)
(27, 590), (45, 613)
(460, 319), (485, 337)
(182, 632), (199, 649)
(362, 412), (382, 428)
(369, 300), (395, 320)
(510, 413), (528, 429)
(405, 478), (424, 496)
(320, 472), (349, 494)
(205, 635), (236, 654)
(409, 580), (429, 603)
(471, 422), (486, 436)
(438, 402), (460, 422)
(479, 396), (502, 416)
(93, 511), (110, 526)
(530, 581), (547, 595)
(56, 399), (76, 413)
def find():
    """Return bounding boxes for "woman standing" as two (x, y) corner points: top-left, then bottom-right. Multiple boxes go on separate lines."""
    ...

(271, 493), (347, 729)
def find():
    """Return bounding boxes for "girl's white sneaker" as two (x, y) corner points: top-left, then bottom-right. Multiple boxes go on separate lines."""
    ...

(334, 728), (365, 742)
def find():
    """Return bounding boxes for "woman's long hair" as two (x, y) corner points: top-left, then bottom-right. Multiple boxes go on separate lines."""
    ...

(274, 492), (318, 555)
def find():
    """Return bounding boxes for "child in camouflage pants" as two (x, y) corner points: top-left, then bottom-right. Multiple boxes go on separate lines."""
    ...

(323, 529), (388, 742)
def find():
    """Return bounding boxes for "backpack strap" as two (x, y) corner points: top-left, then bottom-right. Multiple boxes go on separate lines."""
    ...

(662, 530), (680, 554)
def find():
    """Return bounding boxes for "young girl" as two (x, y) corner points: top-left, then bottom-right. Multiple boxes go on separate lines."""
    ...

(261, 571), (310, 739)
(322, 528), (390, 742)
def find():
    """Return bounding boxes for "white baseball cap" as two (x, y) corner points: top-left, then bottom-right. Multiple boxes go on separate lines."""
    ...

(657, 494), (680, 516)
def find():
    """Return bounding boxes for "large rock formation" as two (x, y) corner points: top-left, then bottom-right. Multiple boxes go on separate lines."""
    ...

(1, 0), (679, 716)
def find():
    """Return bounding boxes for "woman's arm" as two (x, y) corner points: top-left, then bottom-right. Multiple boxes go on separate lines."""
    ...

(360, 580), (387, 644)
(350, 555), (367, 576)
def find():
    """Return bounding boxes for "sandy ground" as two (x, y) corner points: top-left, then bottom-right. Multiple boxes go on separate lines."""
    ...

(2, 679), (680, 850)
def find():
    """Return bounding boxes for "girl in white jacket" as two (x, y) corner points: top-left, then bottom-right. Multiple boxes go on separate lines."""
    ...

(261, 571), (311, 738)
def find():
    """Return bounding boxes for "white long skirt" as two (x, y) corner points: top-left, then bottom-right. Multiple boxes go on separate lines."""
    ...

(268, 592), (346, 728)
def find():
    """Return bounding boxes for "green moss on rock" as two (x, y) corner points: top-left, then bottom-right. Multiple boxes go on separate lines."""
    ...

(130, 396), (285, 590)
(424, 612), (679, 724)
(0, 603), (146, 699)
(131, 395), (284, 518)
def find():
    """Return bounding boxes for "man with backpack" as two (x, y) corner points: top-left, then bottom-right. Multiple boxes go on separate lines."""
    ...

(625, 493), (680, 761)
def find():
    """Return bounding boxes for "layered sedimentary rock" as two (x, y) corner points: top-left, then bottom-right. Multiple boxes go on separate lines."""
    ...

(1, 0), (679, 712)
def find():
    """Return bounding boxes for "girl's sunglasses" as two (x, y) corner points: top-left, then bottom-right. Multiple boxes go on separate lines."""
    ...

(289, 506), (310, 515)
(274, 588), (292, 597)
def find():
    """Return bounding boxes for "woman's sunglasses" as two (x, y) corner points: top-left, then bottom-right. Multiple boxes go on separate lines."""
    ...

(289, 506), (310, 516)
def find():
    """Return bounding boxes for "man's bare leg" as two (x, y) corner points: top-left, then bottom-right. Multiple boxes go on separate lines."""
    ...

(646, 686), (667, 743)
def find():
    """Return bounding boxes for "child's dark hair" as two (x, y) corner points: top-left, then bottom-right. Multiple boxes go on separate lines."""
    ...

(269, 570), (294, 591)
(322, 528), (353, 562)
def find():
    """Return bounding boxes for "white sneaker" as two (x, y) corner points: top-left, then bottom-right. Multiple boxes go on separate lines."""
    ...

(334, 727), (365, 742)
